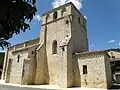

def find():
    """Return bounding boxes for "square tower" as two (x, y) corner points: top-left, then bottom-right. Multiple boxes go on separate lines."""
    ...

(41, 2), (88, 52)
(36, 2), (89, 87)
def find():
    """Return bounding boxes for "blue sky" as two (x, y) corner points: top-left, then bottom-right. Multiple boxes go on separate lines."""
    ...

(7, 0), (120, 51)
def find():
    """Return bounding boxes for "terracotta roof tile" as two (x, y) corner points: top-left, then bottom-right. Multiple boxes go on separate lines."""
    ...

(75, 50), (110, 57)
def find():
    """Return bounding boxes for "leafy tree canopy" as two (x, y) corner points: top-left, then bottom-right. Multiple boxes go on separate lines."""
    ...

(0, 52), (5, 68)
(111, 61), (120, 74)
(0, 0), (37, 49)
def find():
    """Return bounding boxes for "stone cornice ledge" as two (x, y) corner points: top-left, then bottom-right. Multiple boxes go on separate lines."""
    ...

(12, 44), (40, 53)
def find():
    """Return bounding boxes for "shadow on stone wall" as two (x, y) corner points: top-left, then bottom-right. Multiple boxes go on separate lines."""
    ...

(44, 53), (49, 84)
(110, 84), (120, 89)
(72, 56), (81, 87)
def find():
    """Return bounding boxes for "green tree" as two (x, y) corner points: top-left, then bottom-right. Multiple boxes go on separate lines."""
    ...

(0, 0), (37, 49)
(0, 52), (5, 69)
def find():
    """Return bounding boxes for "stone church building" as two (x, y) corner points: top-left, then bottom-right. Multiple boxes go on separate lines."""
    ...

(1, 2), (112, 89)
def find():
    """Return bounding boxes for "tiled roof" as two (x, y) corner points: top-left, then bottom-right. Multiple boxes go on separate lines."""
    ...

(75, 50), (107, 54)
(81, 50), (106, 54)
(75, 50), (110, 57)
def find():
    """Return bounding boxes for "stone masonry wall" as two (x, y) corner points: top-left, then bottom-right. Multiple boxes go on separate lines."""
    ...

(45, 16), (72, 87)
(71, 5), (88, 53)
(104, 54), (112, 88)
(4, 47), (39, 84)
(8, 51), (28, 84)
(2, 38), (39, 84)
(75, 53), (109, 88)
(40, 4), (73, 88)
(35, 44), (47, 84)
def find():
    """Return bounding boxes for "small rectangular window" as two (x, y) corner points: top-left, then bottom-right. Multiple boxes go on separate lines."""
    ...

(78, 17), (80, 23)
(83, 65), (87, 74)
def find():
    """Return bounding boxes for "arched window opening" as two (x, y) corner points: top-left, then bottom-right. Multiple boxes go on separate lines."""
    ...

(53, 11), (57, 20)
(61, 8), (66, 17)
(52, 40), (57, 54)
(46, 14), (50, 22)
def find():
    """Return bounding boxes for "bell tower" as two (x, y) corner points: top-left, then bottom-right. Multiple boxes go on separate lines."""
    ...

(36, 2), (88, 87)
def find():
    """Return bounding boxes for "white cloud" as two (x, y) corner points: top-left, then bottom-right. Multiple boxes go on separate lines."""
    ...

(52, 0), (83, 10)
(52, 0), (66, 8)
(84, 16), (88, 20)
(118, 43), (120, 46)
(33, 15), (41, 21)
(90, 44), (95, 47)
(0, 50), (5, 52)
(107, 40), (116, 43)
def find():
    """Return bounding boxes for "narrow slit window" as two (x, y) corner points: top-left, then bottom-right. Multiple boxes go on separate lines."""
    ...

(31, 51), (34, 54)
(17, 54), (20, 63)
(78, 17), (80, 23)
(83, 65), (87, 74)
(52, 40), (57, 54)
(62, 47), (65, 51)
